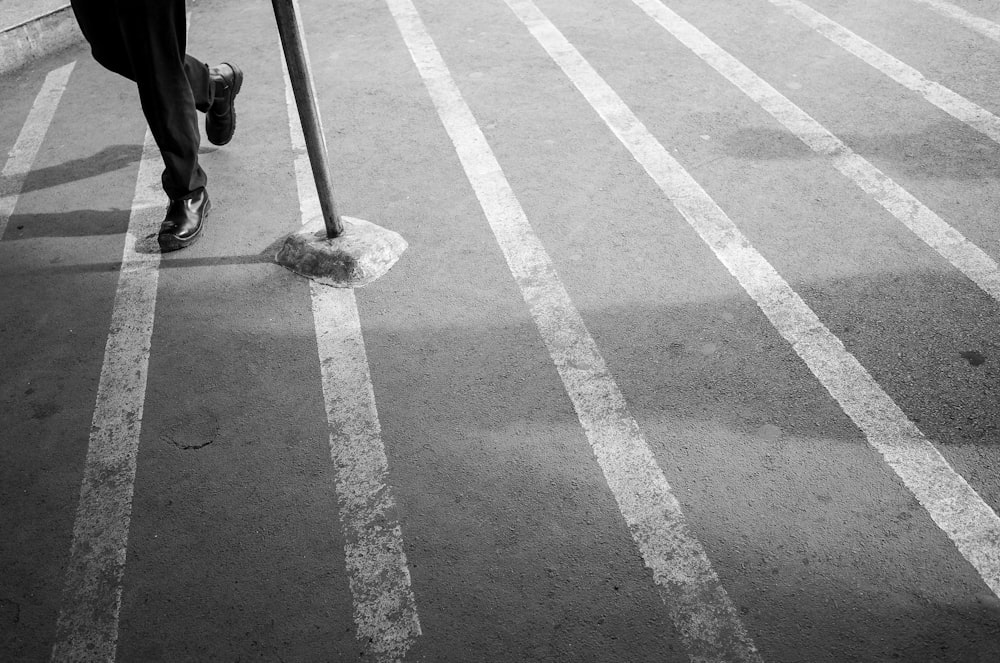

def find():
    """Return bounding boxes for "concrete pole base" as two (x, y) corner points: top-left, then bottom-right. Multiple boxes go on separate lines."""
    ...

(275, 215), (407, 287)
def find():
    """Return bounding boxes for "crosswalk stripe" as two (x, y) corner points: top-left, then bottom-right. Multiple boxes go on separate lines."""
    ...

(387, 0), (763, 660)
(279, 53), (421, 661)
(909, 0), (1000, 42)
(502, 0), (1000, 599)
(50, 130), (161, 662)
(768, 0), (1000, 145)
(630, 0), (1000, 312)
(0, 61), (74, 239)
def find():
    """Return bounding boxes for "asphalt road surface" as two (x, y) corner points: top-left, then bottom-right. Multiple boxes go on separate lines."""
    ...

(3, 0), (1000, 661)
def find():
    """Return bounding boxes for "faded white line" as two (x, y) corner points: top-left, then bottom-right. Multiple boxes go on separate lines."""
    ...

(631, 0), (1000, 304)
(387, 0), (762, 660)
(501, 0), (1000, 597)
(50, 130), (161, 662)
(910, 0), (1000, 42)
(280, 56), (421, 662)
(768, 0), (1000, 144)
(1, 61), (74, 239)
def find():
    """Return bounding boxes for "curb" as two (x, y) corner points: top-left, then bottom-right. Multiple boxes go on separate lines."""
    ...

(0, 4), (82, 77)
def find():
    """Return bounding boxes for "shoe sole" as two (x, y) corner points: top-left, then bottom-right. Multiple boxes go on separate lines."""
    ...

(157, 198), (211, 252)
(208, 63), (243, 147)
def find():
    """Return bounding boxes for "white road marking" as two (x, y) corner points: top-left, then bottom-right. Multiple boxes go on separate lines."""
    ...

(768, 0), (1000, 145)
(0, 61), (74, 239)
(910, 0), (1000, 42)
(50, 130), (161, 662)
(631, 0), (1000, 301)
(280, 57), (421, 662)
(501, 0), (1000, 597)
(386, 1), (762, 660)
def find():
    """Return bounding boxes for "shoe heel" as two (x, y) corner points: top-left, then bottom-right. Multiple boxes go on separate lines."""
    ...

(225, 62), (243, 96)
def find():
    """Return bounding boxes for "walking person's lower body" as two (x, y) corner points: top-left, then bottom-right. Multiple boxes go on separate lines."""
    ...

(70, 0), (243, 251)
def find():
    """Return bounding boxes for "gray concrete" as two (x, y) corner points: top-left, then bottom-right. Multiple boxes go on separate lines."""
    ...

(0, 2), (80, 76)
(0, 0), (67, 30)
(2, 0), (1000, 660)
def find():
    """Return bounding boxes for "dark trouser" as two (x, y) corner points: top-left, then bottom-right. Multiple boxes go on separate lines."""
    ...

(70, 0), (213, 200)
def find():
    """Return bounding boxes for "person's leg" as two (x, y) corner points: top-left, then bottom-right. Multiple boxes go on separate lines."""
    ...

(70, 0), (133, 79)
(111, 0), (206, 200)
(71, 0), (212, 113)
(70, 0), (237, 250)
(186, 55), (214, 113)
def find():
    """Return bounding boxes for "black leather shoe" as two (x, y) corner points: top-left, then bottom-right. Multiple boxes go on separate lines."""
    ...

(206, 62), (243, 146)
(158, 189), (210, 252)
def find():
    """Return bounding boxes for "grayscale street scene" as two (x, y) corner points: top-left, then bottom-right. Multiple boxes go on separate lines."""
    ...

(2, 0), (1000, 660)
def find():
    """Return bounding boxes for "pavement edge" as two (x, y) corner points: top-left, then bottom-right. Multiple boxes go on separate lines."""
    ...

(0, 5), (82, 77)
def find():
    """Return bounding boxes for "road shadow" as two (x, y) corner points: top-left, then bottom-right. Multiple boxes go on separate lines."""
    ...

(719, 122), (1000, 181)
(887, 596), (1000, 662)
(2, 208), (132, 239)
(5, 235), (1000, 661)
(335, 264), (1000, 450)
(0, 232), (284, 271)
(335, 261), (1000, 662)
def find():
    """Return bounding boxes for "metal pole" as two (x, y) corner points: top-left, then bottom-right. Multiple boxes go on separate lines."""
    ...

(271, 0), (344, 238)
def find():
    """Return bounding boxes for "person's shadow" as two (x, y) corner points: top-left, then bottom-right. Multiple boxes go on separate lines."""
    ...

(10, 144), (143, 194)
(2, 145), (140, 240)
